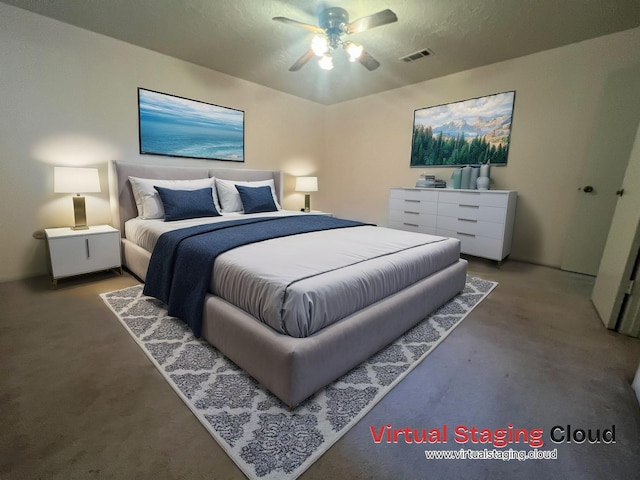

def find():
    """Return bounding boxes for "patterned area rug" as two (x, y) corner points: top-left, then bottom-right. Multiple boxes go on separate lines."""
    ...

(100, 276), (496, 480)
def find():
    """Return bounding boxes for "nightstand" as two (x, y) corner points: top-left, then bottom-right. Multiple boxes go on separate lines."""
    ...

(44, 225), (122, 286)
(306, 210), (333, 216)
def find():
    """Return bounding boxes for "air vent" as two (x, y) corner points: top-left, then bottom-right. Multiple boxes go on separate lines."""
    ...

(400, 49), (433, 62)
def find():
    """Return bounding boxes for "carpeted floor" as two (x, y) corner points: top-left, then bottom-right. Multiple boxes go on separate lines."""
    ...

(2, 258), (640, 479)
(100, 277), (496, 479)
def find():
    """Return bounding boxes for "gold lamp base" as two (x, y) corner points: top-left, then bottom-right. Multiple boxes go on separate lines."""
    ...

(304, 193), (311, 213)
(71, 195), (89, 230)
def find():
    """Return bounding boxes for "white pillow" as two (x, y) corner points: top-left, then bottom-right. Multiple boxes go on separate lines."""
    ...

(215, 178), (281, 213)
(129, 176), (219, 219)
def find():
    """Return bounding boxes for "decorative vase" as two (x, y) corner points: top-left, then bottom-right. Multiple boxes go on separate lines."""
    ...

(451, 168), (462, 189)
(460, 166), (471, 189)
(469, 166), (480, 190)
(476, 176), (490, 190)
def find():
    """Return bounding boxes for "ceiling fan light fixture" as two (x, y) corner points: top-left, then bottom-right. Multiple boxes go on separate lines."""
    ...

(274, 7), (398, 72)
(345, 42), (363, 62)
(318, 54), (334, 70)
(311, 34), (329, 57)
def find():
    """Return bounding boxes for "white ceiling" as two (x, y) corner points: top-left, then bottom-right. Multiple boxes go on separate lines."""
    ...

(3, 0), (640, 105)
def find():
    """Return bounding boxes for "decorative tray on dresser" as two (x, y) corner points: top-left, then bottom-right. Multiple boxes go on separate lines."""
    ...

(389, 188), (517, 263)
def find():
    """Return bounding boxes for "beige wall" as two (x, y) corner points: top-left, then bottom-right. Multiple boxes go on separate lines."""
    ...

(0, 4), (324, 281)
(2, 3), (640, 280)
(321, 27), (640, 267)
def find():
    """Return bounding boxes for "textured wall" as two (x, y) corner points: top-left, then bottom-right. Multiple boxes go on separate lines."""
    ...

(2, 2), (640, 279)
(321, 28), (640, 268)
(0, 3), (324, 281)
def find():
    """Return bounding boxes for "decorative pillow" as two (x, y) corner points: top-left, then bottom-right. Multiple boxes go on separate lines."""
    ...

(235, 185), (279, 214)
(215, 178), (281, 213)
(153, 186), (221, 221)
(128, 176), (219, 219)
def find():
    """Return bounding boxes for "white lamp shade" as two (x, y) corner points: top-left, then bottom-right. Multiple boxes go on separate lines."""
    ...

(295, 176), (318, 192)
(54, 167), (101, 193)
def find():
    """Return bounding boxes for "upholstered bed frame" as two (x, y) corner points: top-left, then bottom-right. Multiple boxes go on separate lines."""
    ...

(111, 160), (468, 407)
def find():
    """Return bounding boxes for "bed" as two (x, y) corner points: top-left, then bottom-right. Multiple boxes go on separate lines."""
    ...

(111, 160), (468, 407)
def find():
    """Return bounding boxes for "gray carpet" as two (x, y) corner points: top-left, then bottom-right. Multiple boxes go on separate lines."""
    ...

(101, 275), (497, 480)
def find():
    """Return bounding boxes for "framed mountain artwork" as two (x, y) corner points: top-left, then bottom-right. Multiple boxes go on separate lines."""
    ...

(410, 91), (515, 167)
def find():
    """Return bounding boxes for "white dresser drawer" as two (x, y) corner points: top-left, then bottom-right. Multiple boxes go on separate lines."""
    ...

(389, 210), (437, 228)
(437, 190), (509, 208)
(436, 216), (504, 240)
(389, 220), (436, 235)
(436, 227), (504, 261)
(437, 202), (506, 223)
(389, 188), (517, 262)
(389, 197), (438, 215)
(390, 188), (439, 202)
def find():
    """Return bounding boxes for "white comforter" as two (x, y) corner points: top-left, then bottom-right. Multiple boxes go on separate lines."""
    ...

(126, 212), (461, 337)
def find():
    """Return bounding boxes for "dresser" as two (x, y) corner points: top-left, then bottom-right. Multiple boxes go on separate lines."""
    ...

(45, 225), (121, 285)
(389, 188), (517, 262)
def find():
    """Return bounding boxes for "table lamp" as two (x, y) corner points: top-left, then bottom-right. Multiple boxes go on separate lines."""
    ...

(54, 167), (101, 230)
(295, 176), (318, 213)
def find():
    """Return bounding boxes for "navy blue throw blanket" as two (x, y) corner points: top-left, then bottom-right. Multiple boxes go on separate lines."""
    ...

(143, 215), (368, 337)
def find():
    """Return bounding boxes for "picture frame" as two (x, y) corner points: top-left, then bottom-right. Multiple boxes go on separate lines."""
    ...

(138, 88), (244, 162)
(410, 91), (515, 167)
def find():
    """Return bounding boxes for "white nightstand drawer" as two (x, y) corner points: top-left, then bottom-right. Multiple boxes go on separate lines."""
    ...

(45, 225), (121, 283)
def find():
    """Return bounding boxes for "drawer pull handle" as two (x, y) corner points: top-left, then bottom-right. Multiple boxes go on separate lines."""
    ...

(457, 232), (476, 237)
(458, 218), (477, 223)
(459, 204), (480, 208)
(403, 222), (419, 227)
(86, 239), (90, 258)
(404, 199), (420, 204)
(404, 211), (419, 215)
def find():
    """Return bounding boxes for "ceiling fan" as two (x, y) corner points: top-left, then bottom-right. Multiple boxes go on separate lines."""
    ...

(273, 6), (398, 72)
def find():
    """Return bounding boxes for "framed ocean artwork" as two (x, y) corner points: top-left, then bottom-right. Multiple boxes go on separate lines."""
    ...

(138, 88), (244, 162)
(410, 91), (515, 167)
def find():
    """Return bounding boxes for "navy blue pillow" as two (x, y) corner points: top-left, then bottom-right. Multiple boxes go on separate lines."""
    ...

(154, 186), (221, 221)
(235, 185), (278, 214)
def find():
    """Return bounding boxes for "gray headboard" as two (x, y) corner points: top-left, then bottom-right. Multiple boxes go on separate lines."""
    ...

(109, 160), (283, 235)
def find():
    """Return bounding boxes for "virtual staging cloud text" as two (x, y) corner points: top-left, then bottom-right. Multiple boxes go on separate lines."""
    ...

(369, 424), (616, 448)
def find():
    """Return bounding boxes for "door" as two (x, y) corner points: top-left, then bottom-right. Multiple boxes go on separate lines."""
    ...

(618, 253), (640, 337)
(591, 121), (640, 337)
(561, 66), (640, 275)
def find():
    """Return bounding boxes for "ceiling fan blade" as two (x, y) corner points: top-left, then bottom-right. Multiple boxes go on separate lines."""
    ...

(346, 9), (398, 34)
(272, 16), (324, 34)
(289, 49), (315, 72)
(358, 50), (381, 71)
